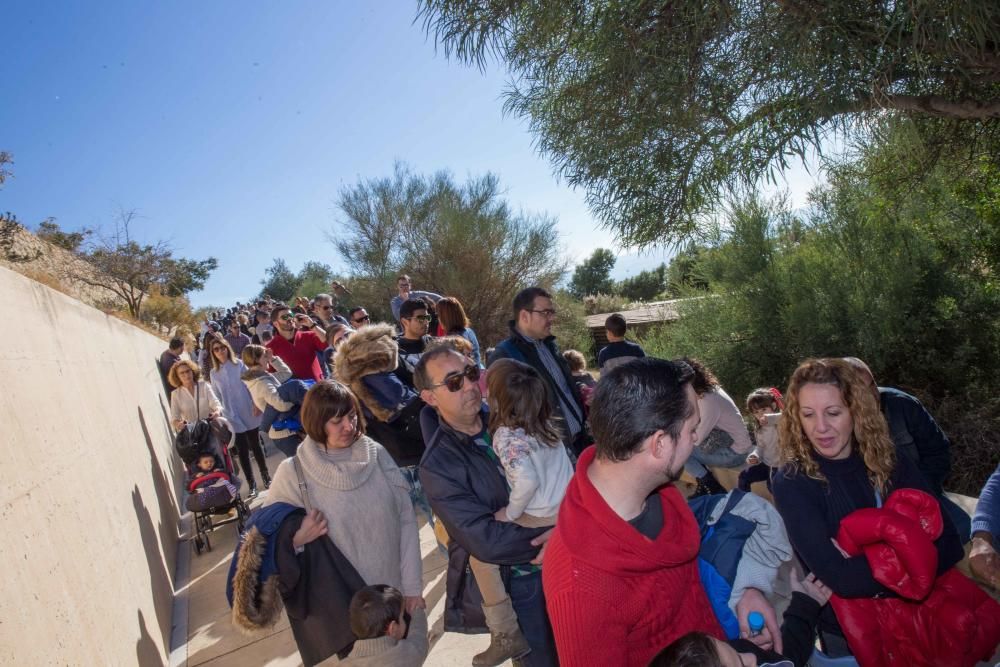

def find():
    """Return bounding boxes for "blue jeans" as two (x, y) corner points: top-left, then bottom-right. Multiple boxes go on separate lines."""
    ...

(272, 434), (301, 458)
(684, 444), (748, 478)
(510, 570), (558, 667)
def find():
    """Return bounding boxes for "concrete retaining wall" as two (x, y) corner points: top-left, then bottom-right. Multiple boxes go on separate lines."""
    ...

(0, 265), (183, 665)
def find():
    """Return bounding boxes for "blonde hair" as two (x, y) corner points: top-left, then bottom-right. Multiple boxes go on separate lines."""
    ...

(208, 336), (238, 371)
(241, 344), (267, 368)
(427, 335), (473, 357)
(167, 359), (201, 388)
(779, 358), (896, 494)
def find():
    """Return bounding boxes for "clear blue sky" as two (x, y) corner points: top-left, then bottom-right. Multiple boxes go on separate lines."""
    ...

(1, 1), (820, 307)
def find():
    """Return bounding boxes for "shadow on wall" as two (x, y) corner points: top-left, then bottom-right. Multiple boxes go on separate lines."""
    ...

(136, 609), (162, 667)
(139, 405), (180, 565)
(157, 395), (187, 511)
(132, 484), (172, 666)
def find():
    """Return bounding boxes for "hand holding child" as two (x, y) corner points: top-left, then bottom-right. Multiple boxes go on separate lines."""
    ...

(494, 506), (510, 523)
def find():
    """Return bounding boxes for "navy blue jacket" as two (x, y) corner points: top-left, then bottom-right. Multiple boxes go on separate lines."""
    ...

(419, 405), (547, 565)
(879, 386), (951, 495)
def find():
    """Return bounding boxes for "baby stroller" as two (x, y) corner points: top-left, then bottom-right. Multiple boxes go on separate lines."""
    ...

(176, 416), (251, 555)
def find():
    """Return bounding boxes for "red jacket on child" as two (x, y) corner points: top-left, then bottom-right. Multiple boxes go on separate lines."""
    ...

(543, 446), (723, 667)
(830, 488), (1000, 667)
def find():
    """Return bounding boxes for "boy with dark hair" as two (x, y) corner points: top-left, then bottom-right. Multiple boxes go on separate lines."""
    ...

(343, 584), (428, 667)
(597, 313), (646, 371)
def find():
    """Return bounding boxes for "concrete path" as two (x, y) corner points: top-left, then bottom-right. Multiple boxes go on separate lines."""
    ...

(171, 447), (999, 666)
(174, 446), (506, 667)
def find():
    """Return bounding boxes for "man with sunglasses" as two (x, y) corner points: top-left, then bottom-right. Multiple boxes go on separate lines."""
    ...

(395, 298), (435, 388)
(264, 304), (327, 382)
(313, 293), (350, 329)
(490, 287), (588, 456)
(416, 347), (557, 666)
(348, 307), (371, 328)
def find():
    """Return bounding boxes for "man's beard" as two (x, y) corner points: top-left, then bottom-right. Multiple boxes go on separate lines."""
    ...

(661, 450), (683, 485)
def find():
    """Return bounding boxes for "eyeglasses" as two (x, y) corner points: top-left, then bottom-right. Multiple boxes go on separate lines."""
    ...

(407, 314), (432, 322)
(352, 315), (370, 324)
(428, 365), (481, 392)
(212, 346), (227, 353)
(319, 305), (334, 311)
(278, 313), (295, 321)
(528, 308), (558, 318)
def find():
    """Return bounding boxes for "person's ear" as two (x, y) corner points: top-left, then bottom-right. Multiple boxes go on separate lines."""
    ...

(421, 388), (438, 408)
(650, 429), (672, 460)
(386, 619), (400, 639)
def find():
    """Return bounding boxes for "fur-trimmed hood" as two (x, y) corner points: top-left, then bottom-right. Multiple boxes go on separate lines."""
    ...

(333, 323), (399, 383)
(334, 324), (402, 421)
(227, 502), (303, 634)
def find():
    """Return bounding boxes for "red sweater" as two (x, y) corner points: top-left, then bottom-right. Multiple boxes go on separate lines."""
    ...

(543, 446), (723, 667)
(266, 330), (326, 381)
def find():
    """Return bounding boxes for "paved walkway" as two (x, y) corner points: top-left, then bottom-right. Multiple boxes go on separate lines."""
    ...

(172, 447), (999, 666)
(176, 446), (503, 667)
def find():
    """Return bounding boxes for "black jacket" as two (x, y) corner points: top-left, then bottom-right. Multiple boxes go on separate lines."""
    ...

(489, 322), (587, 450)
(275, 512), (366, 666)
(879, 386), (951, 495)
(418, 406), (547, 631)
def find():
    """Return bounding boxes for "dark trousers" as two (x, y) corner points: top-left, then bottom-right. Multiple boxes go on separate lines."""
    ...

(233, 428), (269, 488)
(510, 570), (558, 667)
(272, 434), (302, 458)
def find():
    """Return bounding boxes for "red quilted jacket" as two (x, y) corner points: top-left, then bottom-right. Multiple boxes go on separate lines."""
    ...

(830, 488), (1000, 667)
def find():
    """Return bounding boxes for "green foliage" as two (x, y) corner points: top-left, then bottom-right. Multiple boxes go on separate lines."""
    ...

(420, 0), (1000, 245)
(259, 258), (299, 303)
(637, 123), (1000, 492)
(0, 151), (11, 187)
(36, 218), (92, 252)
(330, 162), (567, 345)
(295, 261), (337, 301)
(617, 263), (667, 302)
(568, 248), (616, 298)
(42, 213), (217, 318)
(551, 289), (594, 364)
(582, 292), (630, 316)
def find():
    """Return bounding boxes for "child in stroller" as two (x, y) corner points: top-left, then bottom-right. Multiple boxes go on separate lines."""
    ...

(179, 417), (250, 555)
(190, 452), (238, 502)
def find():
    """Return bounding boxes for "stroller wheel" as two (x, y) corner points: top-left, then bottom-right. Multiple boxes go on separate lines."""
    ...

(194, 536), (204, 555)
(205, 532), (213, 552)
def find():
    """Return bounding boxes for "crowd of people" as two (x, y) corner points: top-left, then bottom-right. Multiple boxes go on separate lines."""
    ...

(159, 277), (1000, 667)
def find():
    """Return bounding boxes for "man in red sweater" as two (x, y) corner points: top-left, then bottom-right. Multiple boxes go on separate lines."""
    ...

(542, 358), (781, 666)
(265, 304), (327, 381)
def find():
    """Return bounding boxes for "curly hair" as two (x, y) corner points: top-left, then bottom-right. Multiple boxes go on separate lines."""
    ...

(678, 357), (719, 395)
(778, 358), (896, 494)
(167, 359), (201, 388)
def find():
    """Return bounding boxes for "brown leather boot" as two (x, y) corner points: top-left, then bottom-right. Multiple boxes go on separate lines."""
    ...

(472, 597), (532, 666)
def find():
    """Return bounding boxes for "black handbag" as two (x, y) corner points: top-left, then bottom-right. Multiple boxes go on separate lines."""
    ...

(174, 384), (213, 464)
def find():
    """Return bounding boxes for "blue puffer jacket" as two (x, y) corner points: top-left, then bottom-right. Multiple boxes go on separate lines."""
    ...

(689, 490), (793, 640)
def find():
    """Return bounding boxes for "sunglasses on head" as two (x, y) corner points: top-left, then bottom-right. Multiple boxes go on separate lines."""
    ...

(430, 365), (481, 392)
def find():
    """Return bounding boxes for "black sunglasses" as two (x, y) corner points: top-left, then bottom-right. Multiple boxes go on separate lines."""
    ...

(352, 315), (370, 323)
(429, 365), (481, 392)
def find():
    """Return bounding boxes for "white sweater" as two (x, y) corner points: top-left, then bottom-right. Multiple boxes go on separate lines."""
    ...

(263, 435), (423, 597)
(170, 380), (222, 428)
(241, 357), (296, 439)
(492, 426), (574, 520)
(695, 388), (754, 455)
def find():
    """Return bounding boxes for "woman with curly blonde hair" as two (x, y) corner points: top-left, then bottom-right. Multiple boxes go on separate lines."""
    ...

(772, 358), (964, 657)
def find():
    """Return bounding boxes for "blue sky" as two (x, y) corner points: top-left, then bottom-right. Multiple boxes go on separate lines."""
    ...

(1, 1), (821, 307)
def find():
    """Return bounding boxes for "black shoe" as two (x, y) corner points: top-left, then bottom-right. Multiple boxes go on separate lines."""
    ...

(263, 478), (272, 490)
(248, 485), (258, 499)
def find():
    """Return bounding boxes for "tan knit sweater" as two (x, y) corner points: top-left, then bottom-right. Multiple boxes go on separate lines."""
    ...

(263, 435), (422, 596)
